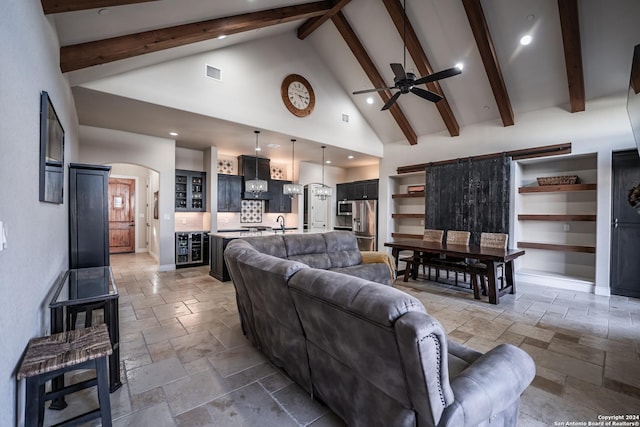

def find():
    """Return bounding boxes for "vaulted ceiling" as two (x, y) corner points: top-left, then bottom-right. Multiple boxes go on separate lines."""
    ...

(46, 0), (640, 166)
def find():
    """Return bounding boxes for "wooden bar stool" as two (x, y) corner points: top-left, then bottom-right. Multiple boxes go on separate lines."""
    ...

(17, 324), (113, 427)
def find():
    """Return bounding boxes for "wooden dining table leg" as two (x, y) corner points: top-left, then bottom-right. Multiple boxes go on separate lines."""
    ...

(505, 260), (515, 294)
(486, 260), (499, 304)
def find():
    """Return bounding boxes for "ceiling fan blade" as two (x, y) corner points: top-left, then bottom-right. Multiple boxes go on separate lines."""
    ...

(390, 63), (406, 81)
(353, 86), (396, 95)
(381, 91), (402, 111)
(410, 87), (443, 103)
(413, 67), (462, 86)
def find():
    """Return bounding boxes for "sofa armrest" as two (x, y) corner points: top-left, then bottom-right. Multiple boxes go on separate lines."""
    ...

(440, 343), (536, 427)
(360, 251), (395, 282)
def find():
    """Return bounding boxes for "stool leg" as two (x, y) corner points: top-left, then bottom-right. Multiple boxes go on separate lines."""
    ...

(84, 307), (93, 328)
(25, 377), (45, 427)
(96, 357), (112, 427)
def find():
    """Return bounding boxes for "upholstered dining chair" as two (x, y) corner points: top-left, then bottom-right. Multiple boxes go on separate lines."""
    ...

(471, 232), (509, 298)
(401, 229), (444, 282)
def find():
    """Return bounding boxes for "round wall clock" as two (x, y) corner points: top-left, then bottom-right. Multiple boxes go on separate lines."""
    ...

(281, 74), (315, 117)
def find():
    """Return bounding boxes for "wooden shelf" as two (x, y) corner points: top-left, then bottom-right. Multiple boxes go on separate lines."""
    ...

(518, 214), (596, 221)
(518, 183), (597, 193)
(391, 233), (422, 239)
(392, 192), (425, 199)
(392, 213), (424, 219)
(517, 241), (596, 253)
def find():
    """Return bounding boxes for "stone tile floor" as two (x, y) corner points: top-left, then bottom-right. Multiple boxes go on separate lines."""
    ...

(45, 253), (640, 426)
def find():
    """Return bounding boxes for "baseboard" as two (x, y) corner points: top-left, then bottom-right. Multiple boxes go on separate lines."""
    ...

(158, 264), (176, 272)
(135, 248), (149, 253)
(516, 270), (595, 294)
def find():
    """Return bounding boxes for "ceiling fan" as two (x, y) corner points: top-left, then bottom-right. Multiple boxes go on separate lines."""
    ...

(352, 0), (461, 111)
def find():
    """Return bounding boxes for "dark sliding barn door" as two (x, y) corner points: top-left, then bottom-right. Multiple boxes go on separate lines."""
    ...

(610, 150), (640, 298)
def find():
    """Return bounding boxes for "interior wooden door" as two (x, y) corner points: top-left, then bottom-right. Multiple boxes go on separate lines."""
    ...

(611, 150), (640, 297)
(109, 178), (135, 254)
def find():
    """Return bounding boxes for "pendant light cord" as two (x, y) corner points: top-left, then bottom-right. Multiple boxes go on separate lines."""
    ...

(254, 131), (259, 179)
(403, 0), (406, 69)
(321, 146), (326, 187)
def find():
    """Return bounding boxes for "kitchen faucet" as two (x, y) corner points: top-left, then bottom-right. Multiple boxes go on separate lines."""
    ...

(276, 215), (286, 233)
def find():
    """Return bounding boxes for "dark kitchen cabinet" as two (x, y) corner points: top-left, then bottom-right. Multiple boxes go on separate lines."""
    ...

(337, 179), (379, 201)
(175, 170), (206, 212)
(69, 163), (111, 269)
(238, 155), (270, 181)
(217, 174), (242, 212)
(265, 180), (292, 213)
(336, 183), (349, 201)
(210, 234), (236, 282)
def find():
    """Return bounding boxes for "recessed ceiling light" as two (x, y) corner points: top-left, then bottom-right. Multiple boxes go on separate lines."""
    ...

(218, 35), (227, 40)
(326, 160), (331, 164)
(169, 132), (178, 136)
(266, 143), (280, 148)
(98, 8), (110, 15)
(347, 155), (354, 159)
(255, 147), (261, 152)
(455, 62), (464, 71)
(520, 35), (532, 46)
(366, 97), (374, 105)
(482, 105), (490, 110)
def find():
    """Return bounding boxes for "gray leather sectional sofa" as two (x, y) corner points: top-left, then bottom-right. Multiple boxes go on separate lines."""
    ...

(224, 231), (535, 427)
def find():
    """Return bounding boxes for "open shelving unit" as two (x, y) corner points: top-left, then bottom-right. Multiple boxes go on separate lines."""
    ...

(514, 154), (598, 290)
(390, 172), (425, 240)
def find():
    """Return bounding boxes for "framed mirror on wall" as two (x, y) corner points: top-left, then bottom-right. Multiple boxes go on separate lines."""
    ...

(39, 91), (64, 204)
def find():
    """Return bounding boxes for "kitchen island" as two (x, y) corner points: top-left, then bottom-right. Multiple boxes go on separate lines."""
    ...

(209, 229), (300, 281)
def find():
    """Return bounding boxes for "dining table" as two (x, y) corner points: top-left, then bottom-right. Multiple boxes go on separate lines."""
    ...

(384, 240), (525, 304)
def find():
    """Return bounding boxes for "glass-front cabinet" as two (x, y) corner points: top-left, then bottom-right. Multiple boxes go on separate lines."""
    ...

(175, 169), (206, 212)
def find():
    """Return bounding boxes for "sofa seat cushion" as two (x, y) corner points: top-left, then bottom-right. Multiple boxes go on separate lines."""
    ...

(331, 263), (392, 286)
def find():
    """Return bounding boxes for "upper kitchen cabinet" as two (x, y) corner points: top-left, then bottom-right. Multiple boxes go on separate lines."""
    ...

(265, 180), (292, 213)
(175, 169), (206, 212)
(238, 155), (270, 181)
(217, 174), (242, 212)
(338, 179), (379, 200)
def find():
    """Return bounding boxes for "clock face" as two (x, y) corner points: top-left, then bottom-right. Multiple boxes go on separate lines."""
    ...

(281, 74), (315, 117)
(288, 81), (310, 110)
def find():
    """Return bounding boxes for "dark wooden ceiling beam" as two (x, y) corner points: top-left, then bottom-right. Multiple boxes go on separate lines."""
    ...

(558, 0), (585, 112)
(297, 0), (351, 40)
(42, 0), (157, 14)
(331, 11), (417, 145)
(462, 0), (514, 127)
(60, 1), (332, 73)
(381, 0), (460, 137)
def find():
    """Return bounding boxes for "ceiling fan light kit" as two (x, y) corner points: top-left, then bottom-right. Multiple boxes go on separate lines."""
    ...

(352, 0), (462, 111)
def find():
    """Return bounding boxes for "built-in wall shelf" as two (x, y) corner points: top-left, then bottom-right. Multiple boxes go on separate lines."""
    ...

(517, 241), (596, 253)
(517, 214), (596, 221)
(391, 232), (422, 240)
(392, 192), (425, 199)
(518, 183), (597, 193)
(392, 213), (424, 219)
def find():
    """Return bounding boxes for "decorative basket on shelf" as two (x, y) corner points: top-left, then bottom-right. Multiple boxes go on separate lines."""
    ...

(536, 175), (579, 186)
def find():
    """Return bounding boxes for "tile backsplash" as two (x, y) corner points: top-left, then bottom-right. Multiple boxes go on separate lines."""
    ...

(175, 212), (211, 231)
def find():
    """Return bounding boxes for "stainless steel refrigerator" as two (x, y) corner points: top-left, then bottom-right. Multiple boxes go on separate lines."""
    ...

(352, 200), (377, 251)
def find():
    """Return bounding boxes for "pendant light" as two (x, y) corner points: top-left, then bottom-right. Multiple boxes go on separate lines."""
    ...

(316, 145), (332, 200)
(283, 139), (303, 198)
(244, 130), (268, 197)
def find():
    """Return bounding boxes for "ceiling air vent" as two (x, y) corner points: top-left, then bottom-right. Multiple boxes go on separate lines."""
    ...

(342, 113), (350, 123)
(205, 64), (221, 81)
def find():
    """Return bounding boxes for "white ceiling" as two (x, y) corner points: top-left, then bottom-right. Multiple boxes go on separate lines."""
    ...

(51, 0), (640, 166)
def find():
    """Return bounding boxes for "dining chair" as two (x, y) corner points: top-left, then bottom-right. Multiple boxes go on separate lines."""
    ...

(471, 232), (509, 298)
(440, 230), (471, 285)
(401, 229), (444, 282)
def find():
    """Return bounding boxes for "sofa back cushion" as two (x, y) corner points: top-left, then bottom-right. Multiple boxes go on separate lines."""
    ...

(282, 233), (332, 269)
(241, 234), (287, 258)
(289, 268), (427, 426)
(323, 231), (362, 268)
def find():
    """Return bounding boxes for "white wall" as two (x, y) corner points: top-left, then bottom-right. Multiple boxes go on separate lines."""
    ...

(0, 1), (80, 425)
(80, 32), (384, 158)
(299, 162), (347, 230)
(176, 147), (204, 171)
(79, 126), (177, 270)
(379, 95), (636, 294)
(148, 170), (161, 260)
(110, 163), (151, 253)
(345, 164), (380, 182)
